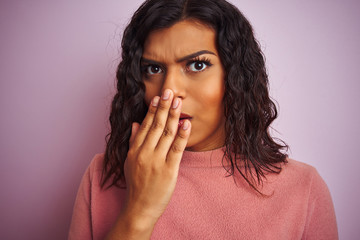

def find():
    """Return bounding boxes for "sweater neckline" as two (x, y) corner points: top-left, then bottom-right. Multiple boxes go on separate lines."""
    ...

(180, 146), (228, 168)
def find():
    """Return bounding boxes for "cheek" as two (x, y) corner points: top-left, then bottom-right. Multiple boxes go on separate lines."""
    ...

(196, 78), (225, 109)
(194, 66), (225, 107)
(144, 81), (161, 106)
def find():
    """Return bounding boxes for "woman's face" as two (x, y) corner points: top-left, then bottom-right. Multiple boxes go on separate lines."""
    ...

(142, 20), (226, 151)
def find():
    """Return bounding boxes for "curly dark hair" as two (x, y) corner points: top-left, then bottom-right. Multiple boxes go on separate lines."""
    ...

(101, 0), (288, 194)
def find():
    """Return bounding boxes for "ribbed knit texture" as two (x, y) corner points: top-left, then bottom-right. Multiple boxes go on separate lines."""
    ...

(69, 147), (338, 239)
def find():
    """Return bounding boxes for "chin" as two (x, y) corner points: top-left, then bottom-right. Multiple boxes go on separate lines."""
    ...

(184, 136), (198, 151)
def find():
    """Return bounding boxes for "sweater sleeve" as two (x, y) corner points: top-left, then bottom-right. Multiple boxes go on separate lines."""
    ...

(302, 168), (338, 240)
(68, 157), (95, 240)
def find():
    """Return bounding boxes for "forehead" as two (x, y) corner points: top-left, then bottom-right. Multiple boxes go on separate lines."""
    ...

(143, 20), (218, 60)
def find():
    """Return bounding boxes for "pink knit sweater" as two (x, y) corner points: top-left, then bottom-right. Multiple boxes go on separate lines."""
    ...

(69, 148), (338, 239)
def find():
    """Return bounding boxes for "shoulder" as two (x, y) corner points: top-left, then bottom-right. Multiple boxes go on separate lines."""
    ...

(88, 153), (105, 173)
(274, 158), (330, 197)
(283, 158), (316, 175)
(263, 158), (327, 194)
(280, 158), (319, 181)
(262, 158), (335, 217)
(81, 153), (105, 185)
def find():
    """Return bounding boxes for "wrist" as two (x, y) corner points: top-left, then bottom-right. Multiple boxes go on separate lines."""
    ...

(106, 207), (158, 240)
(121, 206), (158, 233)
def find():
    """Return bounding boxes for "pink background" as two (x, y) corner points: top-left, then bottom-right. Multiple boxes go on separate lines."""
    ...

(0, 0), (359, 239)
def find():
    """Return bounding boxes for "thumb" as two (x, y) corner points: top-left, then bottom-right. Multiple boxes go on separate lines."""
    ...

(129, 122), (140, 147)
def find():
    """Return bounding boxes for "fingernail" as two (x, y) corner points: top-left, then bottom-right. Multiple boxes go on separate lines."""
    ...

(162, 89), (171, 100)
(152, 96), (160, 107)
(172, 98), (179, 109)
(182, 120), (189, 130)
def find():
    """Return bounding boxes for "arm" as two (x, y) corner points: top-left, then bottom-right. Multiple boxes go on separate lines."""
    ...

(302, 169), (338, 240)
(68, 163), (93, 240)
(105, 89), (191, 239)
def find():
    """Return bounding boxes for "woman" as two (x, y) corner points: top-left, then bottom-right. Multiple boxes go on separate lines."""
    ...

(69, 0), (338, 239)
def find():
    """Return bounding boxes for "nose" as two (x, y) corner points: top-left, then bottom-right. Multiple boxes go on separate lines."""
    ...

(161, 67), (186, 99)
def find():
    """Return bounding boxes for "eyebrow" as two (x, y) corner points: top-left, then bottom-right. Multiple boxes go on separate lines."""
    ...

(141, 58), (161, 66)
(141, 50), (216, 65)
(176, 50), (216, 63)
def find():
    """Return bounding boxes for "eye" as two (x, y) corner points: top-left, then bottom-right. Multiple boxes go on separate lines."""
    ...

(188, 62), (207, 72)
(145, 65), (163, 75)
(186, 57), (213, 73)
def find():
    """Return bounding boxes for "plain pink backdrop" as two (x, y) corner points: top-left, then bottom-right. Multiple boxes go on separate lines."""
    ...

(0, 0), (359, 239)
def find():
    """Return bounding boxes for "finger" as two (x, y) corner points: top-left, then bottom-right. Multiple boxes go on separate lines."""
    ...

(142, 89), (174, 149)
(155, 97), (182, 151)
(166, 119), (191, 169)
(132, 96), (160, 148)
(129, 122), (140, 148)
